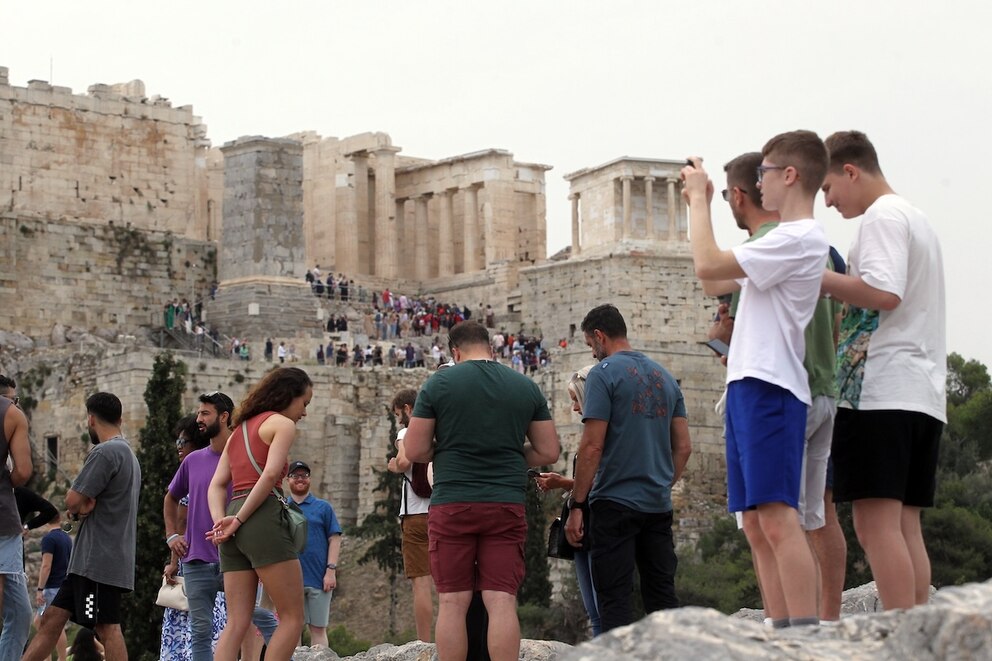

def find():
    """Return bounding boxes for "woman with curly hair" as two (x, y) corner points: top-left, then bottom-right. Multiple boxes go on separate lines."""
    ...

(207, 367), (313, 661)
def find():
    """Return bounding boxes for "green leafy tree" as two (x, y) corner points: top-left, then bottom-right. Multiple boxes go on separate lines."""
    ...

(349, 411), (404, 636)
(122, 353), (187, 661)
(676, 517), (762, 613)
(946, 352), (991, 407)
(518, 479), (551, 607)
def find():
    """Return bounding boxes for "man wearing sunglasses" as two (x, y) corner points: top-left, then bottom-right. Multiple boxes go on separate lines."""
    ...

(164, 392), (275, 659)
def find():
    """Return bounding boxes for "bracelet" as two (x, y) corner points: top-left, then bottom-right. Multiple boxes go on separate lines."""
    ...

(326, 562), (337, 570)
(37, 588), (44, 592)
(235, 515), (245, 525)
(166, 533), (180, 545)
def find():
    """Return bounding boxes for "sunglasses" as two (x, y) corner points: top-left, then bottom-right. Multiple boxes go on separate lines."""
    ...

(175, 437), (192, 449)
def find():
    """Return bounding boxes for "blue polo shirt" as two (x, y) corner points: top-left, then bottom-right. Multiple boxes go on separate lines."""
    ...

(296, 493), (342, 588)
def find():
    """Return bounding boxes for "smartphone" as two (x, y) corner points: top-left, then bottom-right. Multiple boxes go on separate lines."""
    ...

(526, 468), (541, 479)
(700, 339), (730, 357)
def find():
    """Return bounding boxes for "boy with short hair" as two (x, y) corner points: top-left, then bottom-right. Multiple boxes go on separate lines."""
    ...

(683, 130), (829, 626)
(820, 130), (946, 610)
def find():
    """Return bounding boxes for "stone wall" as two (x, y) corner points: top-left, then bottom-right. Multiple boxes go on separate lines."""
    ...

(0, 68), (210, 238)
(0, 214), (215, 342)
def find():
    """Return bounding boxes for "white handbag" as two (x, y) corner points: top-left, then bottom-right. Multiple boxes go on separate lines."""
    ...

(155, 576), (189, 611)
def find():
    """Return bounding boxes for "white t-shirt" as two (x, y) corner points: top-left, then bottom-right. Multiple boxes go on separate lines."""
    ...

(836, 194), (946, 422)
(728, 218), (828, 405)
(396, 428), (430, 516)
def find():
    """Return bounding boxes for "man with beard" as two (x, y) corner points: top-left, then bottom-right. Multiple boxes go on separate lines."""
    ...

(386, 389), (434, 642)
(163, 392), (276, 660)
(23, 392), (140, 661)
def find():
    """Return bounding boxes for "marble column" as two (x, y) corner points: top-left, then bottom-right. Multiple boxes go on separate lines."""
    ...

(569, 193), (581, 257)
(621, 175), (633, 240)
(373, 147), (400, 278)
(414, 194), (430, 279)
(667, 178), (678, 241)
(396, 198), (411, 278)
(437, 190), (454, 276)
(352, 152), (369, 272)
(462, 185), (479, 272)
(644, 176), (655, 239)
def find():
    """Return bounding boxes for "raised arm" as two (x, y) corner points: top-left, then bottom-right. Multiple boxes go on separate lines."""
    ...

(683, 159), (748, 282)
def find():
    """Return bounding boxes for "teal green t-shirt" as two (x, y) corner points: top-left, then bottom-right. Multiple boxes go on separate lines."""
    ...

(412, 360), (553, 505)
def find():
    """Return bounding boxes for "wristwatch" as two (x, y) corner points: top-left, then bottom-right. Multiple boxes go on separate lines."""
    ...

(567, 496), (587, 511)
(326, 562), (337, 570)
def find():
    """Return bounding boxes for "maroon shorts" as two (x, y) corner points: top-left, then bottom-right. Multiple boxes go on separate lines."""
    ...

(427, 502), (526, 595)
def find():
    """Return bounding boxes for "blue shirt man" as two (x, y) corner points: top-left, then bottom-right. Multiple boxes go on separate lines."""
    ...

(288, 460), (342, 649)
(565, 304), (692, 633)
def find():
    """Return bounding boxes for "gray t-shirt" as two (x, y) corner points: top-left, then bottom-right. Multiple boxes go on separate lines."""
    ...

(69, 437), (141, 590)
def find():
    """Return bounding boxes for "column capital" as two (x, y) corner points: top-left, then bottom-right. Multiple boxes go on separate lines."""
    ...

(568, 192), (580, 201)
(667, 177), (681, 185)
(644, 175), (656, 183)
(619, 174), (635, 182)
(459, 182), (479, 191)
(372, 146), (402, 156)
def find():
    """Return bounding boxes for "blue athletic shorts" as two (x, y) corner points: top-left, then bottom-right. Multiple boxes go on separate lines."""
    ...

(725, 377), (807, 512)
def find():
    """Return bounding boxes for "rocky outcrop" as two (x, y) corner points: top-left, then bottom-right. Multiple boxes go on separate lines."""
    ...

(293, 639), (573, 661)
(313, 581), (992, 661)
(562, 580), (992, 660)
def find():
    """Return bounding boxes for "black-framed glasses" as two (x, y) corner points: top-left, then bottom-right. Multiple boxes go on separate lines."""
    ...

(755, 165), (786, 183)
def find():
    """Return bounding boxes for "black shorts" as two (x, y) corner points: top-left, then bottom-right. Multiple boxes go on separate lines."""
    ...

(50, 574), (125, 627)
(832, 408), (943, 506)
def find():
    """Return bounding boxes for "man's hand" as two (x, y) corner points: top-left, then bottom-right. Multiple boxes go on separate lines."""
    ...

(387, 457), (400, 473)
(564, 508), (584, 548)
(681, 156), (713, 204)
(707, 302), (734, 346)
(35, 590), (45, 607)
(167, 534), (189, 558)
(324, 568), (337, 592)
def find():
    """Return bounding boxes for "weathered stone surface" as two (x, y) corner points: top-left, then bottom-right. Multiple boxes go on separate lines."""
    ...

(0, 331), (34, 350)
(294, 638), (572, 661)
(563, 580), (992, 661)
(50, 323), (66, 345)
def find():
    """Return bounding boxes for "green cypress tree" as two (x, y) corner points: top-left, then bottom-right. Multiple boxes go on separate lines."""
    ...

(123, 353), (187, 660)
(518, 477), (551, 607)
(349, 410), (404, 636)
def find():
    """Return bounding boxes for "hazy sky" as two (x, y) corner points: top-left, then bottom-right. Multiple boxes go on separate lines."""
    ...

(5, 1), (990, 366)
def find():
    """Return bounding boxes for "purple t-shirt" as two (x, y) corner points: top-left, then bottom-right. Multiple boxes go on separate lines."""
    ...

(168, 446), (231, 563)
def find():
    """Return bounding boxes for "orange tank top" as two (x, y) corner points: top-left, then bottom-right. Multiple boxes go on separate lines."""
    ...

(229, 411), (288, 493)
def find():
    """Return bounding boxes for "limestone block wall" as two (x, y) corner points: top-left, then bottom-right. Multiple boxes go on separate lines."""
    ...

(0, 214), (215, 341)
(0, 68), (210, 238)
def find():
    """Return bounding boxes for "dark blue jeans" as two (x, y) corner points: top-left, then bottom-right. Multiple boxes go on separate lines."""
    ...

(589, 500), (678, 632)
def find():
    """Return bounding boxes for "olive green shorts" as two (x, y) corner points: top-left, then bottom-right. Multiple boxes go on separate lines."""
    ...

(219, 496), (300, 572)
